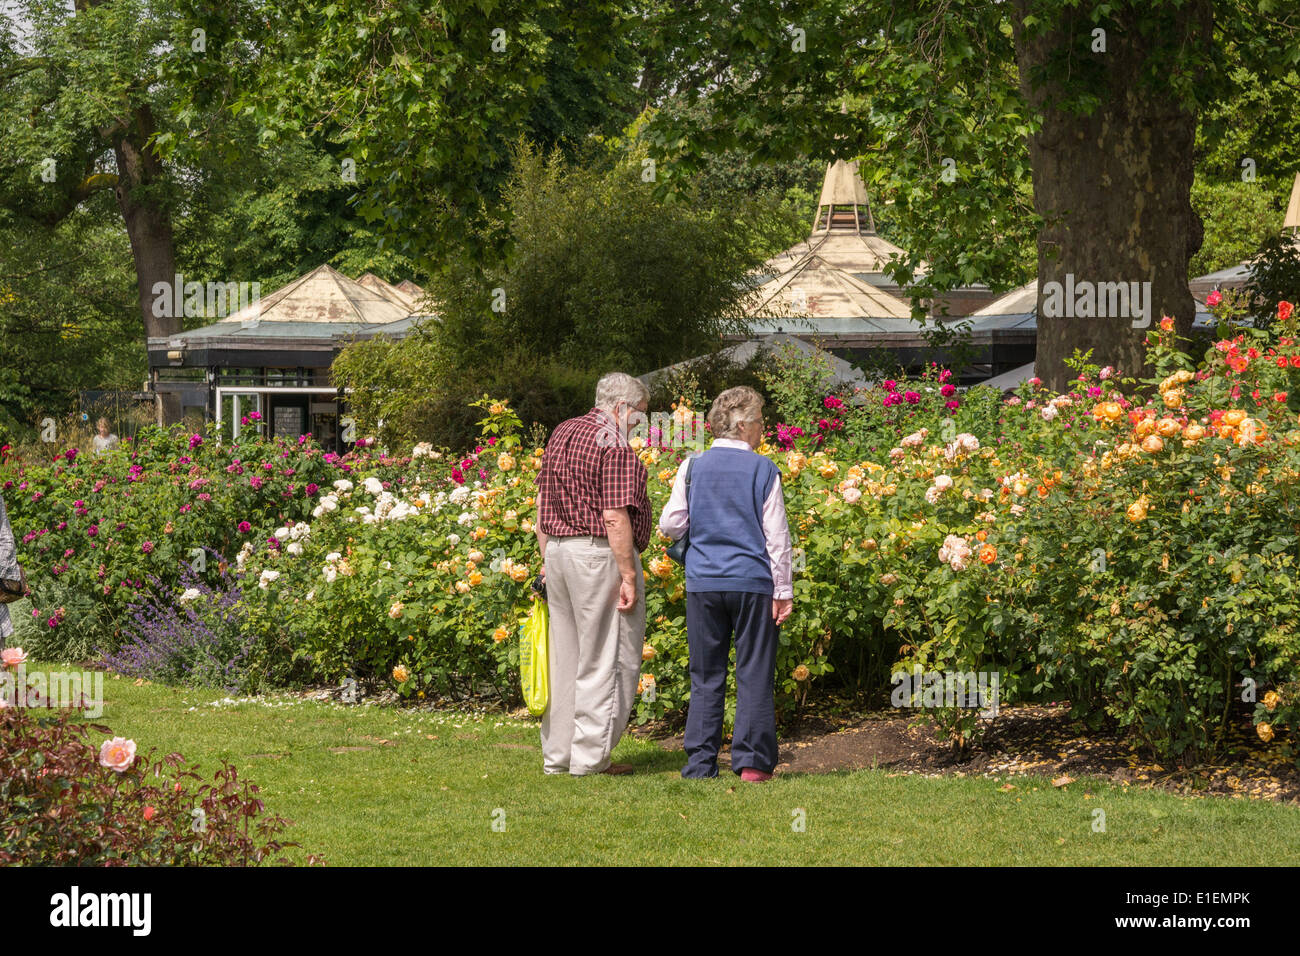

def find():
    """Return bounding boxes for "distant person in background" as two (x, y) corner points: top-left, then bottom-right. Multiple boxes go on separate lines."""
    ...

(92, 417), (119, 456)
(0, 489), (22, 647)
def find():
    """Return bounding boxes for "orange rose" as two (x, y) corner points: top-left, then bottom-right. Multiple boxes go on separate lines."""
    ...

(1222, 409), (1247, 427)
(1157, 418), (1181, 438)
(1184, 423), (1205, 441)
(979, 545), (997, 564)
(1140, 435), (1163, 453)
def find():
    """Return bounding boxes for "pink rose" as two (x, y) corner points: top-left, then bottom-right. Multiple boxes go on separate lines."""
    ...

(1206, 290), (1223, 308)
(1, 647), (28, 668)
(99, 737), (137, 773)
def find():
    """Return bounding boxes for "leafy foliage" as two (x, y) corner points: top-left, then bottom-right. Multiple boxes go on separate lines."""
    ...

(0, 705), (317, 866)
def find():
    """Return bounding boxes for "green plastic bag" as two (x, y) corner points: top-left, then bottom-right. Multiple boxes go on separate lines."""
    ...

(519, 596), (549, 715)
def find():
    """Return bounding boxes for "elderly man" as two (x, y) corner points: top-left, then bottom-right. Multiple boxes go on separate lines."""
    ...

(535, 372), (651, 776)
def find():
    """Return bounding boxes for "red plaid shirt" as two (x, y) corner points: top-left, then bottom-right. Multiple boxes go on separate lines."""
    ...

(537, 408), (651, 552)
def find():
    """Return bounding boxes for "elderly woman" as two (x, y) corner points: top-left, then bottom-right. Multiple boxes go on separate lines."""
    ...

(658, 386), (793, 781)
(0, 489), (21, 647)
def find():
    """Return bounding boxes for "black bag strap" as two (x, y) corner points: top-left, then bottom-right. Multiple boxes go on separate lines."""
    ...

(683, 454), (695, 512)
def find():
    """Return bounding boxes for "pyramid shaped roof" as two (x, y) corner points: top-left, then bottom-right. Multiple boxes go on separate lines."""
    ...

(750, 159), (915, 322)
(357, 272), (418, 312)
(221, 264), (412, 327)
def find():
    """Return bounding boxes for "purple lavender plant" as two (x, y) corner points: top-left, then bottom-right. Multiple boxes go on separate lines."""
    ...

(100, 550), (257, 692)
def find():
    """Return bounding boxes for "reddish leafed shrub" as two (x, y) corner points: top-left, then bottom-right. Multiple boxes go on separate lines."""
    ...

(0, 707), (323, 866)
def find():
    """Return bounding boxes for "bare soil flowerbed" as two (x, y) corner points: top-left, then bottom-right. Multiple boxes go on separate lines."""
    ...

(638, 702), (1300, 804)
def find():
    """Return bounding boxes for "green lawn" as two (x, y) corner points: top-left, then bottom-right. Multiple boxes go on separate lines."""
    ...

(23, 666), (1300, 865)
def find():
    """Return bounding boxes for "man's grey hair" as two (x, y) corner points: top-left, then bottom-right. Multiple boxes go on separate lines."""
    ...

(594, 372), (649, 411)
(708, 386), (765, 439)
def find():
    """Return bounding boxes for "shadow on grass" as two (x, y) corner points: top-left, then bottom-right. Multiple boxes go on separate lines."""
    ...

(625, 747), (688, 774)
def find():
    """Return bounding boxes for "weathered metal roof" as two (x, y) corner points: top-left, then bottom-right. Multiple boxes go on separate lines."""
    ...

(971, 282), (1037, 316)
(638, 333), (870, 390)
(751, 159), (922, 321)
(220, 264), (411, 326)
(357, 272), (418, 312)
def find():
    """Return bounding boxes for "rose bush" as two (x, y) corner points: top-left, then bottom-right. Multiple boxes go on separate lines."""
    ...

(7, 310), (1300, 767)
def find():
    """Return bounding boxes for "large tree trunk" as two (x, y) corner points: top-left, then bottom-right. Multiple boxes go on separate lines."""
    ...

(111, 103), (180, 343)
(1013, 2), (1211, 391)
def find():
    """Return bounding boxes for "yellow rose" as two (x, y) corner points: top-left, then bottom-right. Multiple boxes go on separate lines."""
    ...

(497, 453), (515, 471)
(1264, 690), (1281, 711)
(468, 571), (483, 586)
(642, 644), (656, 661)
(509, 565), (529, 583)
(792, 664), (810, 682)
(1140, 435), (1164, 454)
(1126, 496), (1149, 522)
(818, 462), (839, 479)
(1184, 423), (1205, 441)
(489, 402), (505, 415)
(455, 580), (471, 594)
(392, 665), (409, 683)
(1163, 389), (1183, 409)
(1157, 418), (1181, 438)
(468, 550), (485, 564)
(492, 626), (509, 643)
(1257, 722), (1275, 743)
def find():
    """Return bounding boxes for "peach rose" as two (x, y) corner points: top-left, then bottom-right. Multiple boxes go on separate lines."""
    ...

(99, 737), (137, 773)
(1, 647), (27, 669)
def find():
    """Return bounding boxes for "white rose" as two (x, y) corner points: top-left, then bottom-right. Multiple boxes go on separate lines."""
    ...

(274, 527), (290, 541)
(179, 587), (201, 603)
(364, 476), (384, 495)
(333, 479), (353, 493)
(933, 474), (953, 491)
(325, 551), (342, 563)
(258, 569), (280, 589)
(447, 533), (461, 546)
(287, 542), (303, 556)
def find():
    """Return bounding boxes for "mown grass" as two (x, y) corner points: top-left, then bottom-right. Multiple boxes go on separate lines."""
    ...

(20, 662), (1300, 866)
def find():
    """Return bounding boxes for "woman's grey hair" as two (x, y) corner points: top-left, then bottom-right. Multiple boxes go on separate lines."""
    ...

(708, 386), (764, 439)
(594, 372), (649, 411)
